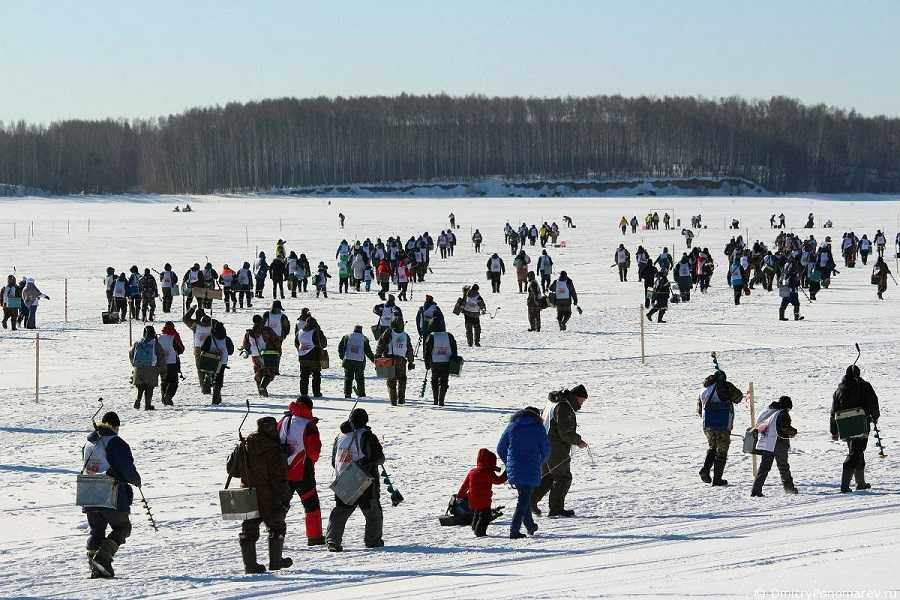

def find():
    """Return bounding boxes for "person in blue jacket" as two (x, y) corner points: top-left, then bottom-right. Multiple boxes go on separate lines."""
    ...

(497, 406), (550, 539)
(80, 411), (142, 579)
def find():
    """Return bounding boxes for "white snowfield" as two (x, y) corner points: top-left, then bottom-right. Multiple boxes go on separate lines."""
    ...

(1, 195), (899, 600)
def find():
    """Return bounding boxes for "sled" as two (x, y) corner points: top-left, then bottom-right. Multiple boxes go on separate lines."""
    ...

(835, 408), (869, 440)
(76, 474), (119, 509)
(219, 487), (260, 520)
(330, 461), (374, 505)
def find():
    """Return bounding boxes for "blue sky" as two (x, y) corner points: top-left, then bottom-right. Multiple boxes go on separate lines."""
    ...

(1, 0), (897, 123)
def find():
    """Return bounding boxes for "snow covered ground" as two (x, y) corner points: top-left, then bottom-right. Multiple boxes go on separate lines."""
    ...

(1, 194), (899, 600)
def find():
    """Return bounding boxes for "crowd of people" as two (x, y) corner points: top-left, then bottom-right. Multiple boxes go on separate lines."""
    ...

(47, 207), (894, 579)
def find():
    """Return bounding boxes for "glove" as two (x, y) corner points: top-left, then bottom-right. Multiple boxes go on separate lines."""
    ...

(408, 362), (415, 370)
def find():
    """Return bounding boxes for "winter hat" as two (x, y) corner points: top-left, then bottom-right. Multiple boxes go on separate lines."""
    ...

(778, 395), (793, 410)
(349, 408), (369, 428)
(271, 300), (282, 313)
(257, 416), (278, 435)
(353, 325), (363, 333)
(142, 325), (157, 340)
(101, 412), (121, 428)
(846, 365), (861, 379)
(252, 315), (263, 326)
(560, 270), (568, 278)
(425, 294), (433, 302)
(571, 384), (588, 399)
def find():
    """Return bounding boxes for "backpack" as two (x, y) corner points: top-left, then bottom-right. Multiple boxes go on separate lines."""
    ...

(226, 439), (249, 479)
(132, 340), (155, 368)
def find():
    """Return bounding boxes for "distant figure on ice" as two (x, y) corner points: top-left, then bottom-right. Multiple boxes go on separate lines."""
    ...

(563, 215), (574, 228)
(804, 213), (814, 228)
(338, 212), (345, 228)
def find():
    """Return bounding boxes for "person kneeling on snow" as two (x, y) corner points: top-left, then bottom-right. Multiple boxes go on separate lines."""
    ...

(750, 396), (798, 497)
(456, 449), (507, 537)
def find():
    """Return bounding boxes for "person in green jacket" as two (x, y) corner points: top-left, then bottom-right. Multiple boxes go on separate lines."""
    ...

(532, 384), (589, 517)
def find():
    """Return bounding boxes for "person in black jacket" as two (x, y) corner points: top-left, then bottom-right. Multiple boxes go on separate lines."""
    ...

(80, 412), (142, 579)
(831, 365), (881, 492)
(270, 257), (287, 300)
(646, 272), (671, 323)
(750, 396), (798, 497)
(325, 409), (385, 551)
(424, 319), (458, 406)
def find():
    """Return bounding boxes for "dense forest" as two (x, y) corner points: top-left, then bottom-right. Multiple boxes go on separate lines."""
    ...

(1, 94), (898, 195)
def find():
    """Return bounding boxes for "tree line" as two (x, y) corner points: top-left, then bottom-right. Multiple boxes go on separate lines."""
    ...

(1, 94), (899, 195)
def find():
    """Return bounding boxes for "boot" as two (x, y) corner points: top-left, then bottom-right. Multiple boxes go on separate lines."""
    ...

(854, 464), (871, 490)
(711, 457), (728, 486)
(779, 307), (788, 321)
(840, 464), (854, 493)
(87, 550), (101, 579)
(794, 310), (804, 321)
(134, 391), (141, 410)
(398, 379), (407, 405)
(268, 536), (293, 571)
(240, 540), (266, 574)
(657, 309), (666, 324)
(388, 381), (398, 406)
(90, 538), (119, 578)
(212, 387), (222, 405)
(439, 386), (447, 407)
(699, 450), (715, 484)
(143, 389), (155, 411)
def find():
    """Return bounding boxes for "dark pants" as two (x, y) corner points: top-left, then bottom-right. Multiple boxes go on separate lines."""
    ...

(141, 297), (156, 321)
(339, 277), (349, 293)
(290, 461), (322, 541)
(618, 264), (628, 282)
(464, 315), (481, 346)
(556, 303), (572, 329)
(845, 437), (868, 470)
(161, 363), (180, 401)
(490, 274), (501, 293)
(272, 280), (285, 299)
(162, 287), (173, 312)
(541, 273), (551, 292)
(240, 509), (287, 543)
(398, 281), (408, 301)
(343, 363), (365, 397)
(510, 485), (536, 535)
(106, 290), (114, 312)
(733, 286), (742, 305)
(239, 289), (253, 307)
(86, 509), (132, 550)
(2, 307), (18, 330)
(472, 508), (492, 537)
(129, 296), (141, 320)
(224, 288), (236, 309)
(431, 363), (449, 404)
(779, 292), (800, 316)
(115, 297), (127, 321)
(326, 487), (383, 547)
(300, 366), (321, 397)
(255, 277), (265, 298)
(533, 454), (572, 513)
(528, 307), (541, 331)
(752, 438), (794, 494)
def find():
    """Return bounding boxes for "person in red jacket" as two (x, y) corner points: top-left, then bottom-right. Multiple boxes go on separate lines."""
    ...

(277, 397), (324, 546)
(456, 448), (507, 537)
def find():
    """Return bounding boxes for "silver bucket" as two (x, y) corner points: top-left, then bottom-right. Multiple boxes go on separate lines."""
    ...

(330, 462), (374, 505)
(219, 488), (260, 521)
(76, 474), (118, 509)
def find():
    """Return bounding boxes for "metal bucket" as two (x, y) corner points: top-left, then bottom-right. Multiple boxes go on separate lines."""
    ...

(219, 487), (260, 520)
(329, 462), (374, 505)
(76, 474), (118, 509)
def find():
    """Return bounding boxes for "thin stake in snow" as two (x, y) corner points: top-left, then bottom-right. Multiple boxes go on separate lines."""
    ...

(748, 381), (757, 478)
(34, 333), (40, 402)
